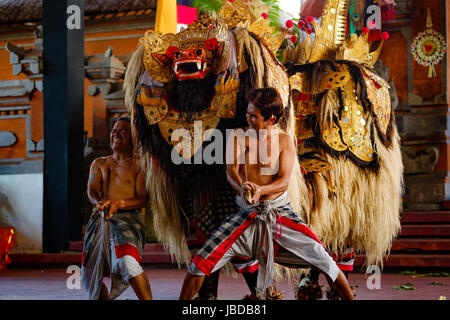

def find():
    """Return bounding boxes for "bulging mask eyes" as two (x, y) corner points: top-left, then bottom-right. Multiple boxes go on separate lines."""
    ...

(195, 48), (206, 57)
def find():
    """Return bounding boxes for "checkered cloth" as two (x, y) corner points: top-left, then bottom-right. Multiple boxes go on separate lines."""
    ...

(193, 193), (303, 266)
(193, 193), (323, 294)
(81, 209), (146, 300)
(185, 180), (239, 248)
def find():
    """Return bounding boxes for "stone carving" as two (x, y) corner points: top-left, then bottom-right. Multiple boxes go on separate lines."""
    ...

(402, 146), (439, 174)
(0, 132), (17, 147)
(85, 46), (127, 96)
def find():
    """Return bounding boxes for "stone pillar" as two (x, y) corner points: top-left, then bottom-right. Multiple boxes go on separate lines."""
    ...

(42, 0), (85, 252)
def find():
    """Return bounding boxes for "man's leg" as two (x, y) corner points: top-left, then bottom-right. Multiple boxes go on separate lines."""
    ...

(197, 271), (220, 299)
(323, 269), (354, 300)
(129, 272), (152, 300)
(99, 282), (109, 300)
(180, 273), (205, 300)
(274, 219), (354, 300)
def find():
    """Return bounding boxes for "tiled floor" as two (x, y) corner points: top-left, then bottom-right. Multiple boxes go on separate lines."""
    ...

(0, 268), (448, 300)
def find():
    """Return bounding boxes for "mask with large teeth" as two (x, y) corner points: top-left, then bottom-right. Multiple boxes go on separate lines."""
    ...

(152, 37), (222, 81)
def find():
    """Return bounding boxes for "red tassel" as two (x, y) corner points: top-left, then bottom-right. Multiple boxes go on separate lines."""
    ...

(368, 29), (382, 42)
(381, 4), (395, 21)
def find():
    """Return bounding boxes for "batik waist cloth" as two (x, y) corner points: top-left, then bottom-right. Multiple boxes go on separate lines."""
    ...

(82, 208), (146, 266)
(192, 191), (305, 292)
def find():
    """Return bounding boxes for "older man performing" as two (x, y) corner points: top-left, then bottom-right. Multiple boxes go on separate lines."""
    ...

(179, 88), (355, 300)
(81, 116), (152, 300)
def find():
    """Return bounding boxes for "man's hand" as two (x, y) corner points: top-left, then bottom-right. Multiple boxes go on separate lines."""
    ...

(97, 200), (120, 220)
(242, 181), (262, 204)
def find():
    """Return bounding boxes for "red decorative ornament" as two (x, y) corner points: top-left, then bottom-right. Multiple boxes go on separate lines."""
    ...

(0, 228), (14, 270)
(285, 20), (294, 29)
(381, 32), (390, 40)
(305, 16), (314, 23)
(298, 20), (305, 28)
(290, 35), (298, 43)
(306, 28), (313, 34)
(165, 46), (179, 60)
(205, 38), (219, 51)
(362, 27), (370, 34)
(261, 12), (268, 20)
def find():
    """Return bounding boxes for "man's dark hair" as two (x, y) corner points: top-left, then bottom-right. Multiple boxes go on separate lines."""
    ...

(116, 116), (131, 123)
(245, 88), (284, 123)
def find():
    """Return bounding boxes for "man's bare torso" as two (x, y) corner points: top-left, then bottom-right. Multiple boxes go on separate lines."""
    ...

(96, 155), (140, 201)
(238, 127), (289, 201)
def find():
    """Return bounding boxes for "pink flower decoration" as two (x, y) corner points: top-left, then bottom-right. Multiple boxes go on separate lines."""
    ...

(305, 16), (314, 23)
(261, 12), (268, 20)
(298, 20), (305, 28)
(381, 32), (390, 40)
(306, 28), (313, 34)
(290, 35), (298, 43)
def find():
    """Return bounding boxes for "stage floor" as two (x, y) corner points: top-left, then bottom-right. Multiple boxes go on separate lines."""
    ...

(0, 267), (448, 300)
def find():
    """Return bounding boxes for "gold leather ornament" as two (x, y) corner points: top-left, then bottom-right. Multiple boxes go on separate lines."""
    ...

(290, 64), (350, 95)
(300, 158), (331, 173)
(137, 93), (169, 125)
(158, 108), (220, 159)
(321, 120), (347, 152)
(211, 73), (240, 118)
(338, 80), (376, 162)
(140, 31), (176, 83)
(360, 67), (391, 135)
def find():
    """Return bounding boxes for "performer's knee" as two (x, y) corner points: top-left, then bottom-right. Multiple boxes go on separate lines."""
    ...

(116, 255), (144, 282)
(188, 262), (206, 276)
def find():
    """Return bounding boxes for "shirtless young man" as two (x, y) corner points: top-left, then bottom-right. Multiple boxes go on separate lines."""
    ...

(179, 88), (354, 300)
(81, 117), (152, 300)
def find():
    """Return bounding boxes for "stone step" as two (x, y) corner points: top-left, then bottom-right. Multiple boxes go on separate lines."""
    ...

(391, 238), (450, 252)
(401, 211), (450, 224)
(399, 224), (450, 237)
(355, 254), (450, 267)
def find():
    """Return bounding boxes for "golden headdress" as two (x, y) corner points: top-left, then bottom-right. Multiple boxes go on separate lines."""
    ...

(307, 0), (347, 63)
(290, 0), (386, 67)
(336, 29), (386, 67)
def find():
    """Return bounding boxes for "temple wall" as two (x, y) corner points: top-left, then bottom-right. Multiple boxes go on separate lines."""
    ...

(0, 173), (43, 253)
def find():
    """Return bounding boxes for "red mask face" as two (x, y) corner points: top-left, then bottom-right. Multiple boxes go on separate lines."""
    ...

(153, 38), (221, 81)
(170, 47), (211, 80)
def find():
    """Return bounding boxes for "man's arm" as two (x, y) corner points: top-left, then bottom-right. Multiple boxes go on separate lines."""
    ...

(226, 130), (249, 200)
(87, 158), (103, 209)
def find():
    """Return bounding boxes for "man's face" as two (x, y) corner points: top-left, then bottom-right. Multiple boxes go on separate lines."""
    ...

(246, 102), (275, 130)
(110, 120), (132, 151)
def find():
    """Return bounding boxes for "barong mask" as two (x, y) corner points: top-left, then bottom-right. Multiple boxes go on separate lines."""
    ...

(141, 16), (228, 83)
